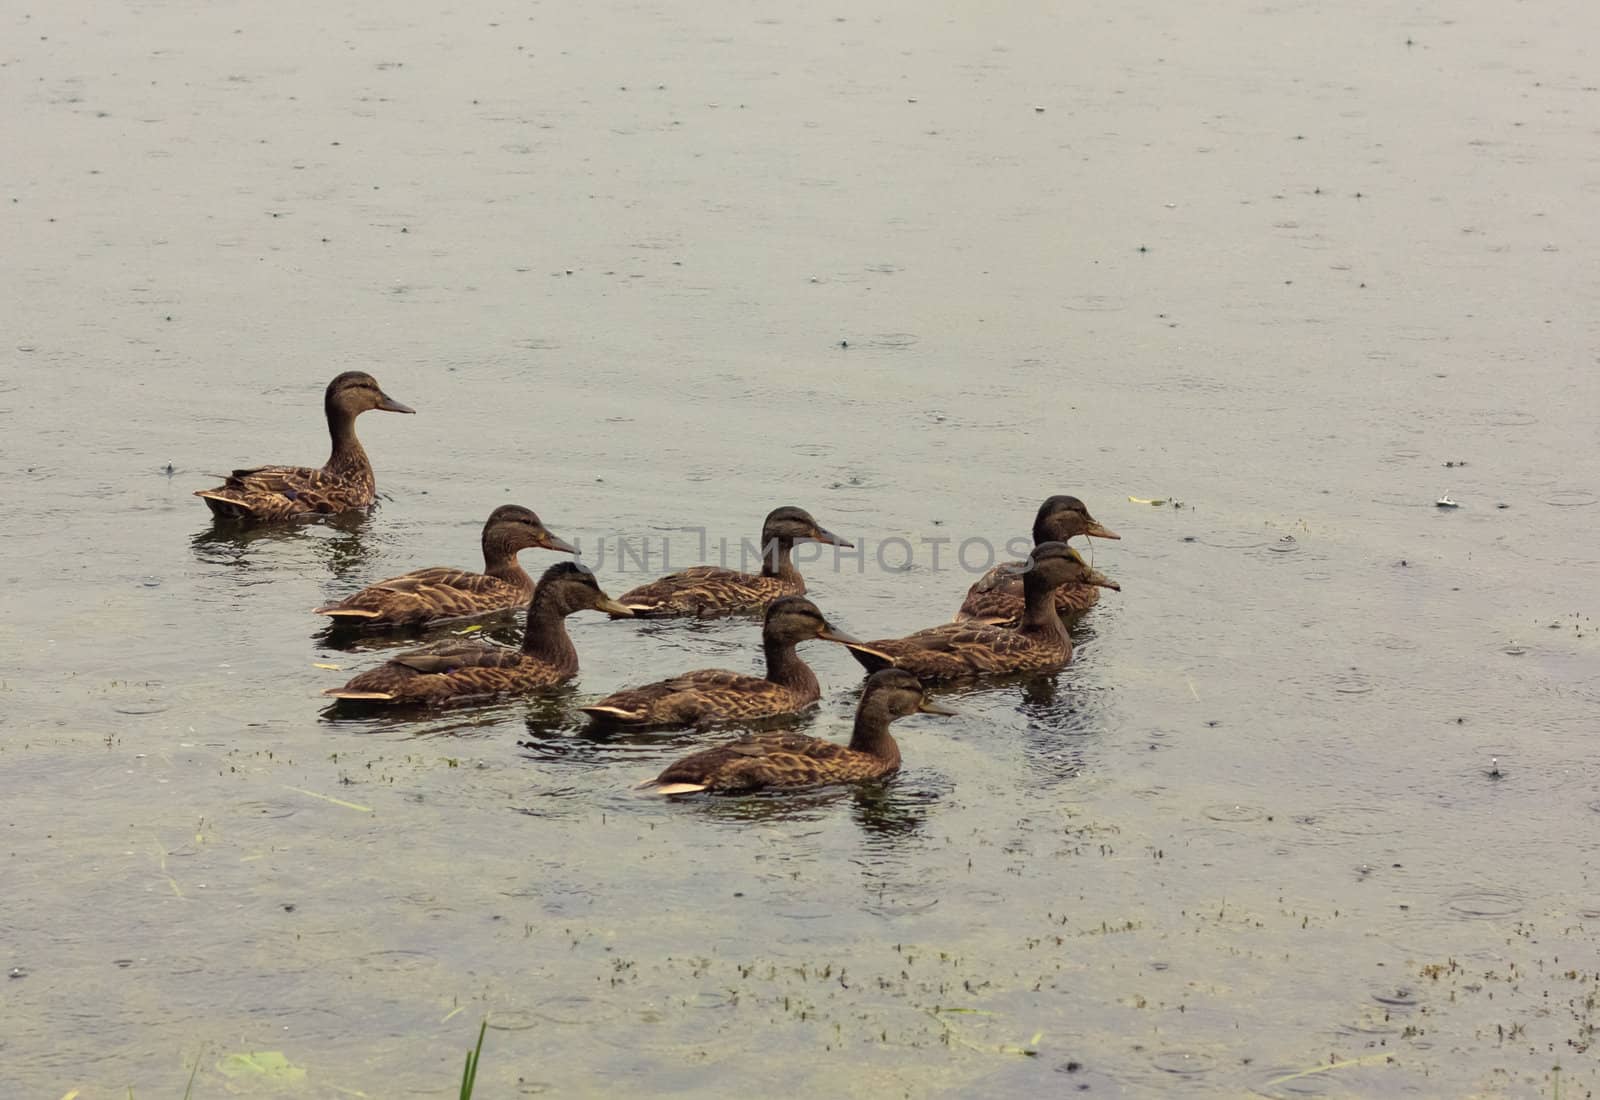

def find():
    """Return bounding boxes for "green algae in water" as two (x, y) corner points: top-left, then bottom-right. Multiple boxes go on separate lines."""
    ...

(217, 1051), (306, 1083)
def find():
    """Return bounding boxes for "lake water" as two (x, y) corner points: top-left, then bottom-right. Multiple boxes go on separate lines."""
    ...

(3, 0), (1597, 1095)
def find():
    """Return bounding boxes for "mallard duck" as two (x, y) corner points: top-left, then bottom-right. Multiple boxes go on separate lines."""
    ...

(955, 495), (1120, 624)
(613, 506), (851, 618)
(314, 505), (577, 628)
(323, 563), (631, 705)
(636, 669), (954, 795)
(581, 596), (858, 728)
(196, 371), (415, 521)
(843, 542), (1118, 681)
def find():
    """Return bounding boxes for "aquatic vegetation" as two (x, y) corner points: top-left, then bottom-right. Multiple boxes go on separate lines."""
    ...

(458, 1019), (486, 1100)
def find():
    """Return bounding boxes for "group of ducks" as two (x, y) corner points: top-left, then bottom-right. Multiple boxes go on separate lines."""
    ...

(197, 373), (1123, 795)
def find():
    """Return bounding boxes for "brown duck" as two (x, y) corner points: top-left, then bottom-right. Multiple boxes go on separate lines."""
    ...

(636, 669), (954, 795)
(955, 495), (1119, 624)
(581, 596), (858, 728)
(323, 563), (631, 705)
(314, 506), (577, 628)
(843, 542), (1118, 682)
(196, 371), (414, 521)
(613, 506), (851, 618)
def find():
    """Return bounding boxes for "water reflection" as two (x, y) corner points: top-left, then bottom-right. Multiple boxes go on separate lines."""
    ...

(190, 510), (383, 578)
(313, 613), (523, 654)
(849, 780), (936, 841)
(319, 691), (543, 737)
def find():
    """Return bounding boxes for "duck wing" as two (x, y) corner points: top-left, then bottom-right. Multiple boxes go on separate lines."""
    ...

(582, 669), (792, 726)
(316, 567), (519, 624)
(615, 567), (794, 618)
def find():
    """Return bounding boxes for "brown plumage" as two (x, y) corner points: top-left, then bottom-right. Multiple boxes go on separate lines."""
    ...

(196, 371), (415, 521)
(314, 506), (577, 628)
(844, 542), (1118, 682)
(581, 596), (860, 728)
(955, 495), (1120, 625)
(614, 506), (851, 618)
(323, 563), (631, 705)
(637, 669), (955, 795)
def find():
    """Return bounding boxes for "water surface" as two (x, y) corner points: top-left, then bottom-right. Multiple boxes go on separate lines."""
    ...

(3, 0), (1598, 1095)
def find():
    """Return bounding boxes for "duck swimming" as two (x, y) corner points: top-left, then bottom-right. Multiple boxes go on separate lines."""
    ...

(196, 371), (414, 521)
(955, 495), (1119, 624)
(844, 542), (1118, 681)
(581, 596), (858, 728)
(323, 563), (630, 705)
(613, 506), (851, 617)
(315, 505), (577, 629)
(636, 669), (954, 795)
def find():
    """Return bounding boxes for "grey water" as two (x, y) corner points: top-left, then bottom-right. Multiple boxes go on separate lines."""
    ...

(2, 0), (1597, 1095)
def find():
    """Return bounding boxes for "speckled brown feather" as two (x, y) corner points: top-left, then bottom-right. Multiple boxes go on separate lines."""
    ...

(952, 494), (1119, 624)
(637, 669), (947, 794)
(315, 506), (574, 628)
(198, 463), (377, 520)
(197, 371), (412, 521)
(612, 506), (852, 618)
(323, 562), (629, 706)
(846, 542), (1116, 682)
(583, 668), (817, 726)
(651, 731), (896, 792)
(953, 563), (1102, 625)
(616, 567), (801, 618)
(844, 620), (1071, 680)
(582, 596), (853, 728)
(318, 567), (528, 626)
(326, 636), (571, 704)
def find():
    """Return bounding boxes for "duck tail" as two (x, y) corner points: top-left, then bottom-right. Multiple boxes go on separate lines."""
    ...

(634, 778), (708, 795)
(841, 643), (897, 674)
(195, 490), (254, 518)
(315, 606), (382, 619)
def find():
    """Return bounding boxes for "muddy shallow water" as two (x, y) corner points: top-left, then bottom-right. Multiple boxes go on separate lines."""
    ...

(4, 0), (1598, 1095)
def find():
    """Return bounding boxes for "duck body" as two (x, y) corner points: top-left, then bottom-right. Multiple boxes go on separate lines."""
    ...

(197, 371), (414, 521)
(848, 542), (1118, 682)
(323, 563), (630, 705)
(581, 597), (854, 728)
(955, 566), (1104, 625)
(845, 620), (1070, 681)
(637, 669), (952, 794)
(616, 566), (801, 619)
(315, 506), (576, 629)
(325, 636), (570, 704)
(955, 495), (1119, 625)
(614, 506), (850, 618)
(650, 730), (892, 793)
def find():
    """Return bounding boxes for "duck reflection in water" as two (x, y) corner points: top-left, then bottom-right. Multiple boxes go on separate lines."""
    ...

(192, 509), (383, 579)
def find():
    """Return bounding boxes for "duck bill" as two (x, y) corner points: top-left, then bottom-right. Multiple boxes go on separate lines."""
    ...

(595, 597), (635, 617)
(1084, 519), (1121, 540)
(377, 392), (416, 414)
(540, 533), (580, 555)
(817, 624), (861, 645)
(812, 527), (853, 548)
(919, 699), (959, 716)
(1086, 566), (1121, 591)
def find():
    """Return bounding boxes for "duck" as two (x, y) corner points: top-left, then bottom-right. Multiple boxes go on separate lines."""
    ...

(842, 542), (1118, 681)
(636, 669), (954, 795)
(314, 505), (577, 628)
(196, 371), (415, 521)
(322, 563), (631, 705)
(955, 495), (1120, 624)
(613, 506), (851, 617)
(580, 596), (858, 728)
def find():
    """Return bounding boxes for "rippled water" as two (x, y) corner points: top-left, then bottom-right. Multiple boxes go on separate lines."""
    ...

(4, 0), (1598, 1095)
